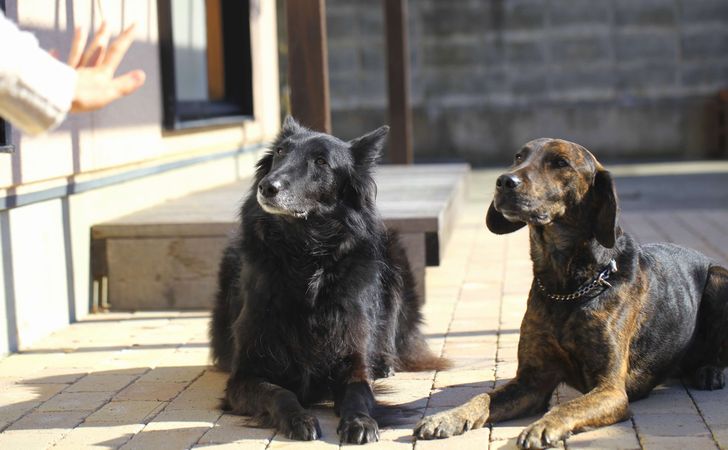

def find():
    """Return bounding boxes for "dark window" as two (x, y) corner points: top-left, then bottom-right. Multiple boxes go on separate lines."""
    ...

(0, 121), (11, 154)
(157, 0), (254, 130)
(0, 0), (14, 153)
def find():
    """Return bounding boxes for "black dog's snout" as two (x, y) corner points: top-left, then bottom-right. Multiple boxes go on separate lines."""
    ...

(259, 179), (282, 198)
(496, 174), (522, 191)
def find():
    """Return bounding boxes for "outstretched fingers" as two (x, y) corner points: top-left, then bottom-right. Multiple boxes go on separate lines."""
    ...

(67, 26), (88, 68)
(103, 23), (138, 73)
(79, 21), (109, 67)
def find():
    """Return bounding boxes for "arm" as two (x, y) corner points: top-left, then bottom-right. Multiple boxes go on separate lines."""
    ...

(0, 13), (145, 135)
(0, 12), (76, 135)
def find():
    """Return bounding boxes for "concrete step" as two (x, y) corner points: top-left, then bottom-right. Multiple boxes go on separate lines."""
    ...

(91, 164), (470, 310)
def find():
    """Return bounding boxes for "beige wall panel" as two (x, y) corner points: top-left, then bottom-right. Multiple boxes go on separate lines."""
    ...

(250, 0), (280, 138)
(9, 199), (70, 349)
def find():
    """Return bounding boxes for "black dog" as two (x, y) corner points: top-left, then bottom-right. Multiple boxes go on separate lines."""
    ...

(415, 138), (728, 448)
(210, 117), (446, 444)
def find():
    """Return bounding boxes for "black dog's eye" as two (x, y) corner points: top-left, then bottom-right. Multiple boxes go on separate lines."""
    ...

(315, 157), (327, 166)
(554, 157), (570, 168)
(275, 147), (284, 155)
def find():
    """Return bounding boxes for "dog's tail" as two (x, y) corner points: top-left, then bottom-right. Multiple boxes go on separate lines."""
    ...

(397, 333), (452, 372)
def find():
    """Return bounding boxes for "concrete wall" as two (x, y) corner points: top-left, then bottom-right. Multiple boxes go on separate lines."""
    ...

(0, 0), (280, 354)
(324, 0), (728, 164)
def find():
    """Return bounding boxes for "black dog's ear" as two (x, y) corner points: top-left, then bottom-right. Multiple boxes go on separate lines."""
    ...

(486, 202), (526, 234)
(279, 115), (305, 139)
(254, 151), (274, 181)
(349, 126), (389, 168)
(592, 169), (619, 248)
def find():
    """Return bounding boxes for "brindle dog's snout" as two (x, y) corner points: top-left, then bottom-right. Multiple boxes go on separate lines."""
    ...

(495, 173), (522, 192)
(259, 178), (283, 198)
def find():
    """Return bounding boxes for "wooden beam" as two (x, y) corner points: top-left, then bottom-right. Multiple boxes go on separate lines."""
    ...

(383, 0), (413, 164)
(285, 0), (331, 133)
(205, 0), (225, 100)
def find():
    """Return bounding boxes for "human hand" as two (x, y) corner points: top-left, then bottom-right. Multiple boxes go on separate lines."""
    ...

(68, 22), (146, 113)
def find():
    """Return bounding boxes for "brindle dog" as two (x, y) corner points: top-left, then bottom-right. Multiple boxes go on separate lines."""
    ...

(414, 138), (728, 448)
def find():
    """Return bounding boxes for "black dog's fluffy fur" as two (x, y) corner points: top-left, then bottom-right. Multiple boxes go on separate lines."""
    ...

(210, 117), (446, 444)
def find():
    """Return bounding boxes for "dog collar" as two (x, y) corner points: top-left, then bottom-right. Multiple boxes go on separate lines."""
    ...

(536, 259), (618, 301)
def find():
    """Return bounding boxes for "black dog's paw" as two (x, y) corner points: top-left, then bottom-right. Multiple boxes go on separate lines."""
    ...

(517, 419), (569, 449)
(690, 365), (725, 391)
(337, 413), (380, 444)
(373, 363), (395, 379)
(280, 412), (321, 441)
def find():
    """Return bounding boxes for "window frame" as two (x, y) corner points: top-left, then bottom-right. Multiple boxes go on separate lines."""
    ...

(156, 0), (254, 131)
(0, 0), (15, 153)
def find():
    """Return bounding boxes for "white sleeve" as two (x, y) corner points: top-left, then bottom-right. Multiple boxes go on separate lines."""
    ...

(0, 11), (78, 135)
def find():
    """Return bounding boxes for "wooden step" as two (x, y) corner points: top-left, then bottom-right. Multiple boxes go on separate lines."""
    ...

(91, 164), (470, 310)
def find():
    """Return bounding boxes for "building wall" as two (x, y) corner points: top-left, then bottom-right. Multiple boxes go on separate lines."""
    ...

(0, 0), (279, 354)
(324, 0), (728, 163)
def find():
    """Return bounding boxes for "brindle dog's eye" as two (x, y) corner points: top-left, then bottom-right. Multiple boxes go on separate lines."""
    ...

(554, 157), (570, 168)
(315, 157), (327, 166)
(514, 154), (523, 163)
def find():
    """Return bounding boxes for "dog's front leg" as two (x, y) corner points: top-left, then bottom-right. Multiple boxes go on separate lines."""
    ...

(517, 385), (629, 449)
(334, 353), (379, 445)
(414, 371), (555, 439)
(225, 374), (321, 441)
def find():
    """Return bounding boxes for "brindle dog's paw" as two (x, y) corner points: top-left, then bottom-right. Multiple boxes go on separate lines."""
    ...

(338, 413), (380, 444)
(690, 365), (725, 391)
(517, 419), (569, 449)
(280, 412), (322, 441)
(414, 411), (476, 439)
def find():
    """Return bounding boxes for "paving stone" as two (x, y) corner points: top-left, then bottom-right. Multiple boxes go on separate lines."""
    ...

(0, 429), (67, 449)
(693, 400), (728, 427)
(712, 425), (728, 449)
(0, 401), (41, 431)
(65, 373), (140, 393)
(18, 368), (87, 384)
(433, 369), (492, 389)
(136, 366), (206, 384)
(639, 434), (718, 450)
(490, 416), (539, 442)
(633, 412), (712, 437)
(428, 386), (489, 408)
(52, 423), (144, 449)
(629, 390), (698, 415)
(38, 391), (113, 412)
(84, 400), (166, 424)
(197, 414), (275, 445)
(567, 421), (640, 449)
(115, 381), (189, 401)
(120, 426), (212, 450)
(6, 410), (88, 431)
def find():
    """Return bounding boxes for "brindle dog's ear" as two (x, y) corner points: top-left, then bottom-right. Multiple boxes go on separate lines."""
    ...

(486, 202), (526, 234)
(349, 126), (390, 168)
(593, 169), (619, 248)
